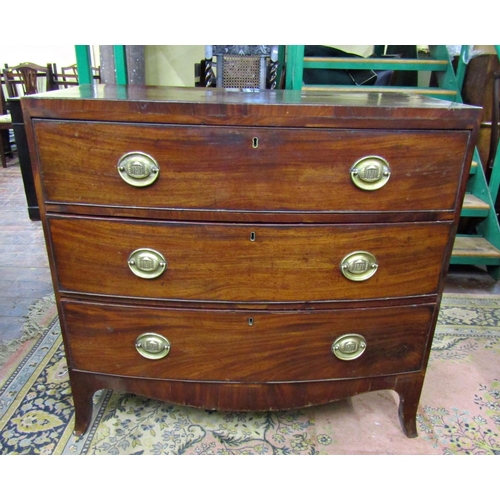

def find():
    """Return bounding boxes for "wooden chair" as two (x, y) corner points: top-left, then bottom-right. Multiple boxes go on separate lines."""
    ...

(2, 67), (23, 97)
(47, 63), (79, 90)
(47, 62), (101, 90)
(199, 45), (281, 89)
(3, 63), (47, 97)
(0, 75), (15, 168)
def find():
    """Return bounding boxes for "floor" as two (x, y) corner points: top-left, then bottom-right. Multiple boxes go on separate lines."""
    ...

(1, 155), (53, 344)
(1, 154), (500, 346)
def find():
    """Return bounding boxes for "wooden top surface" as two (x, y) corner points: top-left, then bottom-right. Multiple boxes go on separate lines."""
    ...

(21, 84), (482, 129)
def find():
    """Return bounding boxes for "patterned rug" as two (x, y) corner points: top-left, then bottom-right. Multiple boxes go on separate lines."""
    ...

(1, 293), (499, 455)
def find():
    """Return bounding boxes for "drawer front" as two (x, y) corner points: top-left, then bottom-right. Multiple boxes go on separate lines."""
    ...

(61, 300), (435, 382)
(34, 120), (469, 214)
(49, 216), (451, 302)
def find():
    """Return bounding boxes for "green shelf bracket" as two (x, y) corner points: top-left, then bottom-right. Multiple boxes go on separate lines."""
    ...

(285, 45), (305, 90)
(454, 45), (470, 92)
(113, 45), (128, 85)
(75, 45), (93, 85)
(428, 45), (462, 102)
(488, 137), (500, 207)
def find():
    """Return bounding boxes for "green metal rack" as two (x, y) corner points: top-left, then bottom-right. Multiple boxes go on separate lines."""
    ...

(285, 45), (500, 279)
(286, 45), (461, 99)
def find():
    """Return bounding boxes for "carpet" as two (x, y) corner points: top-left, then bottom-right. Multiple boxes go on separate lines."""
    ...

(1, 293), (499, 455)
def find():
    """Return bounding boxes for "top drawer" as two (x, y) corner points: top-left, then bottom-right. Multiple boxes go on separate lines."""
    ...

(33, 121), (469, 217)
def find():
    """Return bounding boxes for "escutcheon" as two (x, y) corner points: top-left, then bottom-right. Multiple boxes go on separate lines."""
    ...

(135, 332), (171, 360)
(350, 156), (391, 191)
(331, 333), (367, 361)
(117, 152), (160, 187)
(128, 248), (167, 279)
(340, 251), (378, 281)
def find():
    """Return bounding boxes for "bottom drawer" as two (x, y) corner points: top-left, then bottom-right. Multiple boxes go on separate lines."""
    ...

(61, 300), (436, 382)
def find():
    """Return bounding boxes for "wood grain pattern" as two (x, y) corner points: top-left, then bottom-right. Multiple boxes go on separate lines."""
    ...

(61, 299), (434, 382)
(69, 369), (425, 437)
(48, 216), (452, 302)
(22, 85), (481, 130)
(34, 120), (469, 215)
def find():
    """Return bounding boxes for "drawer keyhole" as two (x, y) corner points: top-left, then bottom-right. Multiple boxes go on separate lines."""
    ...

(250, 231), (256, 242)
(252, 137), (259, 149)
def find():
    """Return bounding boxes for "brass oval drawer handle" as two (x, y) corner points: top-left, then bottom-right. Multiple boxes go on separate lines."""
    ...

(332, 334), (367, 361)
(117, 151), (160, 187)
(128, 248), (167, 279)
(135, 332), (171, 360)
(340, 251), (378, 281)
(350, 156), (391, 191)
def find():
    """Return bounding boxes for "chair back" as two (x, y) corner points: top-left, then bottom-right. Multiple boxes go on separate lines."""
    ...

(0, 71), (15, 168)
(0, 72), (8, 114)
(3, 63), (47, 96)
(47, 63), (79, 90)
(47, 63), (101, 90)
(2, 68), (22, 97)
(204, 45), (279, 89)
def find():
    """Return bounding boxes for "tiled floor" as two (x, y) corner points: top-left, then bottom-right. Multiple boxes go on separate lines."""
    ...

(0, 154), (499, 346)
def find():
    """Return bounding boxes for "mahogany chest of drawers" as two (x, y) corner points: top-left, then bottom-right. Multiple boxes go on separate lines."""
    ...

(23, 85), (480, 437)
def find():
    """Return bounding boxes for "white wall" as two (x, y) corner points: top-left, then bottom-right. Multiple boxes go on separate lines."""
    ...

(145, 45), (204, 86)
(0, 45), (79, 69)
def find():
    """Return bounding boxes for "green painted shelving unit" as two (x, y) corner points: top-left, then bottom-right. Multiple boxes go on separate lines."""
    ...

(284, 45), (500, 279)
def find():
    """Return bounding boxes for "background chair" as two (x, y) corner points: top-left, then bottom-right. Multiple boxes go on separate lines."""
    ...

(2, 67), (23, 97)
(197, 45), (281, 89)
(15, 62), (47, 94)
(3, 62), (47, 97)
(0, 74), (15, 168)
(47, 62), (101, 90)
(1, 63), (45, 215)
(47, 63), (79, 90)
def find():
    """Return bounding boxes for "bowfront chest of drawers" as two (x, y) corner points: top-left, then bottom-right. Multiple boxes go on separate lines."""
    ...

(23, 85), (480, 437)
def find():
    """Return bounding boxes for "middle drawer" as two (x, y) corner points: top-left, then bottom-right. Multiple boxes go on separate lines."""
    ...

(49, 216), (451, 303)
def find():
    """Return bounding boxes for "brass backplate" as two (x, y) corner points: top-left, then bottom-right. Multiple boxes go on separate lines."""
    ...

(117, 152), (160, 187)
(128, 248), (167, 279)
(350, 156), (391, 191)
(340, 251), (378, 281)
(135, 332), (171, 360)
(332, 333), (367, 361)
